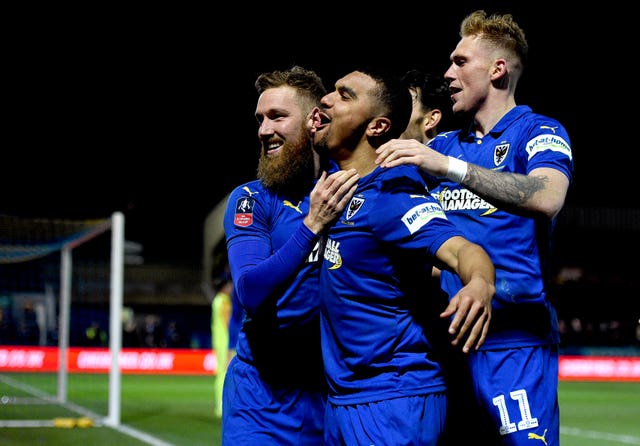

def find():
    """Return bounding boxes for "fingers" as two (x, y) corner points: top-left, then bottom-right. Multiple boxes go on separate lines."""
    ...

(375, 140), (403, 167)
(458, 310), (489, 353)
(375, 139), (424, 167)
(327, 168), (358, 182)
(337, 169), (359, 194)
(315, 170), (328, 186)
(333, 170), (359, 212)
(311, 169), (358, 218)
(440, 299), (458, 326)
(444, 293), (491, 353)
(325, 169), (358, 197)
(314, 169), (354, 194)
(451, 309), (478, 353)
(337, 183), (358, 210)
(306, 169), (358, 233)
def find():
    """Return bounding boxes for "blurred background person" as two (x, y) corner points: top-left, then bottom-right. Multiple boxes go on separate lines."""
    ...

(211, 270), (233, 419)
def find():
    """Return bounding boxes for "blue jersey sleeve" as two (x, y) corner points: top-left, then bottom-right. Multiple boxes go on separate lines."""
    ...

(223, 183), (320, 315)
(522, 116), (573, 183)
(371, 166), (463, 256)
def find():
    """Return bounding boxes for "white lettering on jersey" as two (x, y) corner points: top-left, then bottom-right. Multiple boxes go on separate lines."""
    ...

(402, 202), (447, 234)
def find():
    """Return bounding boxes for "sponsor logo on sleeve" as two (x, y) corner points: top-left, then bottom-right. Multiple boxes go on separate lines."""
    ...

(402, 202), (447, 234)
(526, 134), (572, 160)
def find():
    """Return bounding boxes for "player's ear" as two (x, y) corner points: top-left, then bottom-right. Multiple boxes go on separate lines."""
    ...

(307, 108), (318, 134)
(426, 109), (442, 132)
(368, 116), (391, 137)
(491, 59), (508, 83)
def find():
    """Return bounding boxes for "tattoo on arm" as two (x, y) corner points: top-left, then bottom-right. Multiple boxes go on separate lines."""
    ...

(465, 164), (547, 210)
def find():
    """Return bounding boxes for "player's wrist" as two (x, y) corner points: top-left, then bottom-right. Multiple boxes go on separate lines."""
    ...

(302, 217), (323, 237)
(446, 156), (468, 183)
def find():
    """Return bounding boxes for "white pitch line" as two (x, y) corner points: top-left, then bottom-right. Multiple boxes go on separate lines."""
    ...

(562, 426), (640, 445)
(0, 374), (176, 446)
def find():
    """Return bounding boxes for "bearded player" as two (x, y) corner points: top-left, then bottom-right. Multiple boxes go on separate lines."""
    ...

(221, 65), (357, 445)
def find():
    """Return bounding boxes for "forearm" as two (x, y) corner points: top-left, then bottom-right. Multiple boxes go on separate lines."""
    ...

(463, 163), (542, 208)
(228, 224), (320, 314)
(456, 242), (495, 291)
(375, 140), (567, 217)
(458, 163), (566, 218)
(439, 238), (495, 352)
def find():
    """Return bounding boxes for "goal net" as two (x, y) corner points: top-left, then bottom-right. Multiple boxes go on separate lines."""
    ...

(0, 212), (124, 427)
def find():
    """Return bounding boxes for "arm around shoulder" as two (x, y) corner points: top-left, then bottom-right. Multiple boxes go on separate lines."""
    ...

(464, 164), (570, 219)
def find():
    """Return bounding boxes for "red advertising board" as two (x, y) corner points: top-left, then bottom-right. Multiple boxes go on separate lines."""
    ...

(1, 347), (639, 381)
(0, 347), (217, 375)
(558, 355), (640, 382)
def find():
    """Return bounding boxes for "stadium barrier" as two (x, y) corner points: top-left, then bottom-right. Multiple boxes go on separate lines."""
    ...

(0, 346), (217, 375)
(2, 346), (640, 381)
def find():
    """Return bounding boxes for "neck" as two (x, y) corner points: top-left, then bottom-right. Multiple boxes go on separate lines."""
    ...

(335, 142), (377, 177)
(473, 95), (517, 137)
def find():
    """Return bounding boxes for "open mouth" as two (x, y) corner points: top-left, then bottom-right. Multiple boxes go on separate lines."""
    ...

(449, 86), (461, 101)
(264, 140), (283, 156)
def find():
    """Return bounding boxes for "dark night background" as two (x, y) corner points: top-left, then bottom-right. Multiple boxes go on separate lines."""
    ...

(3, 3), (635, 268)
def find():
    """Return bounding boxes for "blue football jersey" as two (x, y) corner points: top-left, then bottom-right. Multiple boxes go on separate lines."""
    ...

(223, 179), (325, 382)
(222, 179), (327, 445)
(320, 164), (464, 405)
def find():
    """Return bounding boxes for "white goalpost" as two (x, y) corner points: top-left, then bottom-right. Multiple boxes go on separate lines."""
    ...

(108, 211), (124, 426)
(0, 211), (124, 427)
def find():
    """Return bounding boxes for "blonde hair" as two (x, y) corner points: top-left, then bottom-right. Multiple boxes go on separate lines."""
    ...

(461, 10), (528, 67)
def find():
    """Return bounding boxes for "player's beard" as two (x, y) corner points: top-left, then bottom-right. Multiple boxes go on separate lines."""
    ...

(257, 124), (316, 199)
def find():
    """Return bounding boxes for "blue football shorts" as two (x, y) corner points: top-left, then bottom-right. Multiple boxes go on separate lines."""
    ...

(221, 356), (326, 445)
(469, 344), (559, 445)
(324, 392), (446, 446)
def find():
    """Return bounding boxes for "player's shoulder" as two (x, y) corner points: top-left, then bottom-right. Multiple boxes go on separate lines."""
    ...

(517, 107), (568, 135)
(224, 181), (277, 230)
(429, 129), (463, 148)
(375, 164), (429, 196)
(228, 180), (272, 200)
(378, 163), (423, 180)
(225, 180), (280, 218)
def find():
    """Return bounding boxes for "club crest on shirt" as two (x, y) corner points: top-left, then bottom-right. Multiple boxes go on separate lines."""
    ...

(346, 196), (364, 220)
(234, 196), (255, 227)
(494, 143), (510, 166)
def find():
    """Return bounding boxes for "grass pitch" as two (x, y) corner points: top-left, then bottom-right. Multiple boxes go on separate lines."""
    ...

(0, 373), (638, 445)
